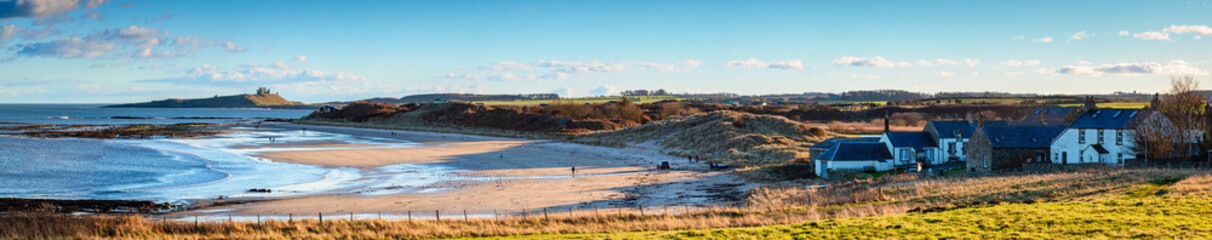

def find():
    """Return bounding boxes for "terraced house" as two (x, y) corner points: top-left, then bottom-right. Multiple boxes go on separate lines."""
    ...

(1048, 109), (1172, 166)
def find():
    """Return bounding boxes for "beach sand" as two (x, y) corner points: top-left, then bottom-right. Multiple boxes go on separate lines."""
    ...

(187, 124), (753, 216)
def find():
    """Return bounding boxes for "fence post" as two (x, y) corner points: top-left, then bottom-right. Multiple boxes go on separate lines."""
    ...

(408, 210), (412, 222)
(494, 209), (499, 220)
(378, 211), (381, 220)
(319, 212), (323, 225)
(543, 208), (549, 221)
(350, 212), (354, 222)
(194, 216), (198, 229)
(436, 210), (441, 221)
(639, 205), (644, 216)
(289, 213), (293, 224)
(257, 214), (261, 227)
(463, 210), (468, 222)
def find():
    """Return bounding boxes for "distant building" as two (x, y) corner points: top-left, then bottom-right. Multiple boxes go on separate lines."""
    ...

(1022, 107), (1081, 124)
(256, 87), (272, 95)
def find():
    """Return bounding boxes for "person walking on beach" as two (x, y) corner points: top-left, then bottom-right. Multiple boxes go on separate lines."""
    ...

(571, 166), (577, 175)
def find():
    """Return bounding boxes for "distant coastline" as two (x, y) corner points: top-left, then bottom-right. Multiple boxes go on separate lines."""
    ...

(103, 87), (316, 109)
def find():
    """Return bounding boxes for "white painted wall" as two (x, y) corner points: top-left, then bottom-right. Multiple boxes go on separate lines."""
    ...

(938, 138), (967, 161)
(1049, 128), (1136, 166)
(817, 159), (895, 175)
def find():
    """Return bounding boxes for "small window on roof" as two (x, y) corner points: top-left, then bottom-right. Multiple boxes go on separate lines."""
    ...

(1031, 137), (1037, 143)
(1129, 111), (1138, 118)
(1113, 110), (1123, 118)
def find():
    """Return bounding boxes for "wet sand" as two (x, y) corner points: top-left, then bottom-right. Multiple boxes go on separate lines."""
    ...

(187, 124), (753, 216)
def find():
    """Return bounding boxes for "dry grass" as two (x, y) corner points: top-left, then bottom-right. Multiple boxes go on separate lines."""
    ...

(574, 110), (838, 165)
(7, 168), (1206, 239)
(1166, 173), (1212, 197)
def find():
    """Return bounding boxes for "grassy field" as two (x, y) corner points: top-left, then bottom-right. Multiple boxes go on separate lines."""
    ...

(474, 95), (688, 106)
(6, 168), (1208, 239)
(496, 196), (1212, 239)
(1056, 102), (1150, 109)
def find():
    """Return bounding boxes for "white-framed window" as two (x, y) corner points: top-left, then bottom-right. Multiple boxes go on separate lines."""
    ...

(899, 149), (910, 160)
(1116, 130), (1123, 145)
(1078, 129), (1086, 144)
(1097, 130), (1104, 144)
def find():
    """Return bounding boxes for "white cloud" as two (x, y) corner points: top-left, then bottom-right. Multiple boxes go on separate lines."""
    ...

(1053, 61), (1207, 76)
(589, 85), (618, 96)
(916, 58), (959, 67)
(964, 58), (981, 67)
(1000, 59), (1041, 67)
(1033, 37), (1053, 43)
(443, 73), (526, 81)
(551, 87), (572, 97)
(846, 74), (880, 79)
(677, 59), (702, 68)
(292, 55), (308, 63)
(724, 58), (805, 70)
(1078, 60), (1093, 65)
(11, 25), (244, 59)
(832, 56), (910, 68)
(929, 71), (955, 77)
(1163, 25), (1212, 37)
(1068, 31), (1091, 41)
(1118, 30), (1130, 36)
(1133, 32), (1170, 41)
(0, 0), (104, 19)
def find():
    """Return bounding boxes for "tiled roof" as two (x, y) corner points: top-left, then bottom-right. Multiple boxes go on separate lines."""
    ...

(1069, 109), (1144, 129)
(808, 137), (880, 150)
(817, 142), (893, 161)
(885, 132), (938, 150)
(1023, 107), (1077, 123)
(926, 121), (974, 139)
(979, 125), (1067, 149)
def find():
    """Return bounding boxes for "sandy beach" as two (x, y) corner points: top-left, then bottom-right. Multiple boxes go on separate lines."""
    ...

(186, 124), (753, 217)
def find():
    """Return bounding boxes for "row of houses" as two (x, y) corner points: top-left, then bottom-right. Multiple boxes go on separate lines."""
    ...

(809, 99), (1188, 177)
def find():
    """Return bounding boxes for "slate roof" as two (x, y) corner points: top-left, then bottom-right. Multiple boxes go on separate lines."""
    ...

(816, 142), (893, 161)
(926, 121), (974, 139)
(884, 132), (938, 150)
(978, 125), (1067, 149)
(1023, 107), (1077, 123)
(808, 137), (881, 150)
(1068, 109), (1144, 129)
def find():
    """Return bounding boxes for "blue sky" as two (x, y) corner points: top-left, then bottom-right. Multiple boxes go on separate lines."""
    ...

(1, 0), (1211, 103)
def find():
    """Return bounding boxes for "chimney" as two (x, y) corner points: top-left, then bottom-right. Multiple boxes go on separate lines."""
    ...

(1083, 96), (1097, 111)
(884, 111), (891, 133)
(1150, 93), (1161, 109)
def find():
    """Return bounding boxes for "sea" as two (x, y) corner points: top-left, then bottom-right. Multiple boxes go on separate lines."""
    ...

(0, 104), (453, 205)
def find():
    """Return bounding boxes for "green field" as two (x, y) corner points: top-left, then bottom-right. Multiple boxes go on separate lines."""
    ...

(474, 95), (688, 106)
(477, 195), (1212, 239)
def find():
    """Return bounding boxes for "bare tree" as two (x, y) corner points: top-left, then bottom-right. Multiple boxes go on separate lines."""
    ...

(1139, 76), (1205, 161)
(1129, 112), (1184, 162)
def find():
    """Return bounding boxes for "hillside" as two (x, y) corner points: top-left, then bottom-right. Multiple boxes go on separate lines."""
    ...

(574, 111), (838, 165)
(331, 93), (560, 105)
(104, 88), (308, 109)
(299, 101), (643, 137)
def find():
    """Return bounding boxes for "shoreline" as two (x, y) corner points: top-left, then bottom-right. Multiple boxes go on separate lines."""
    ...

(179, 123), (755, 217)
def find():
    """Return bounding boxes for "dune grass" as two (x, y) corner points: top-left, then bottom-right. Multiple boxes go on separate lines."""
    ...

(4, 168), (1207, 239)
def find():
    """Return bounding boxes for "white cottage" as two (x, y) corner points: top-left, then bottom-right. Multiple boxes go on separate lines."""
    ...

(924, 121), (974, 162)
(1049, 109), (1168, 166)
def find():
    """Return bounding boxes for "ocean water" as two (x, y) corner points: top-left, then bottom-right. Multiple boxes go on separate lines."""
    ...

(0, 104), (314, 125)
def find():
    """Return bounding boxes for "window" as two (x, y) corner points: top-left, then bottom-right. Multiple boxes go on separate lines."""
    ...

(1078, 129), (1086, 144)
(1116, 130), (1123, 145)
(1097, 130), (1104, 144)
(899, 149), (910, 160)
(947, 142), (957, 155)
(1118, 153), (1123, 164)
(1062, 152), (1068, 164)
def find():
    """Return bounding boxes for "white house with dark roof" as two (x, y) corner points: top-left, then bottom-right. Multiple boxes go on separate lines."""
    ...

(880, 132), (942, 166)
(812, 142), (894, 178)
(924, 121), (974, 162)
(1048, 108), (1170, 166)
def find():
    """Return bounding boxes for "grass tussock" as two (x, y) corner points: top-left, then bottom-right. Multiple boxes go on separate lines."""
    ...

(574, 110), (838, 165)
(10, 168), (1206, 239)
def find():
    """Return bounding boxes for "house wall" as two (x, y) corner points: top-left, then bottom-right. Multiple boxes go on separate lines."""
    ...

(966, 129), (1049, 172)
(966, 130), (994, 172)
(1049, 128), (1136, 166)
(939, 138), (968, 162)
(817, 159), (895, 175)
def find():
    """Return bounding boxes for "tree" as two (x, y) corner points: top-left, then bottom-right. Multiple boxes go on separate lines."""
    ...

(1138, 76), (1205, 161)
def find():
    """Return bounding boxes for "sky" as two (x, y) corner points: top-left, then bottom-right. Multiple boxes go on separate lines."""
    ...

(1, 0), (1212, 103)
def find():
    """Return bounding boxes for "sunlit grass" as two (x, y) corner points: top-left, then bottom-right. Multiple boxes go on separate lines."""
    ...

(474, 96), (688, 106)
